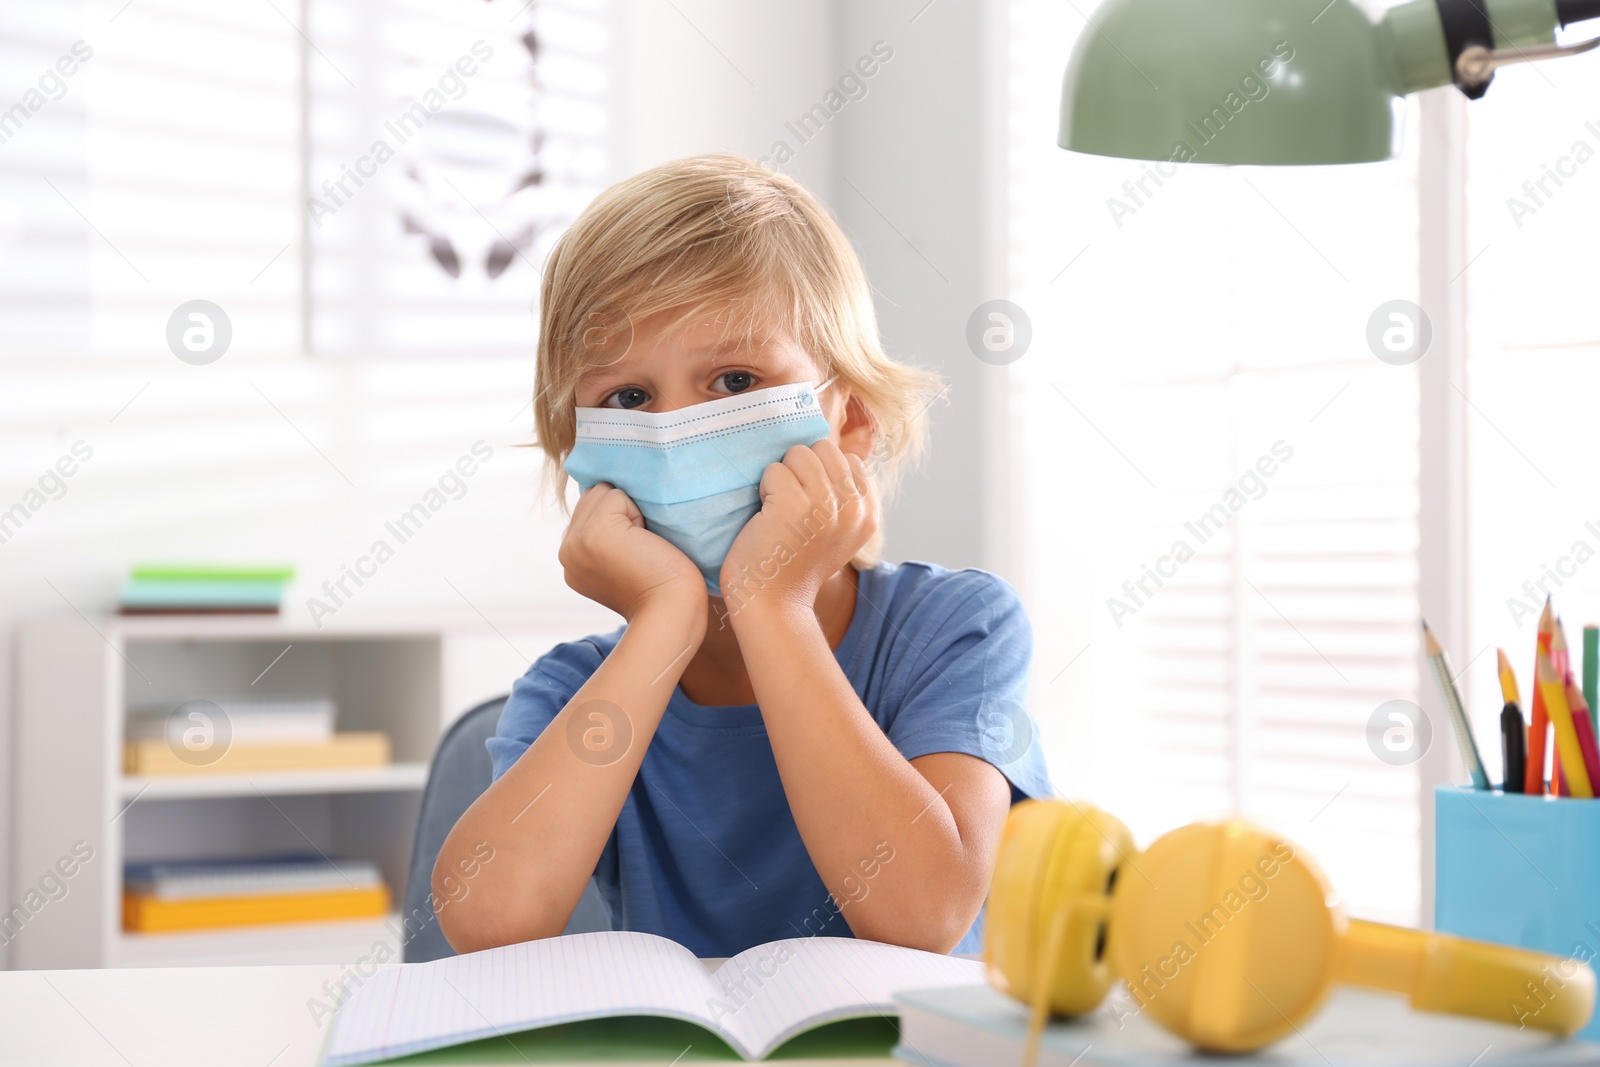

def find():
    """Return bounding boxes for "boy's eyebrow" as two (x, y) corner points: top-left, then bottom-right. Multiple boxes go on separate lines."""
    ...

(577, 334), (782, 389)
(695, 336), (776, 362)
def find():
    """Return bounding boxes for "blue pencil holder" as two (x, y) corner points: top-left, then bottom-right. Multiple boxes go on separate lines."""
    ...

(1435, 784), (1600, 1042)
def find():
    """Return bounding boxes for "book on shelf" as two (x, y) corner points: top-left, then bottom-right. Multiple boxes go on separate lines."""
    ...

(126, 696), (336, 746)
(318, 929), (984, 1066)
(130, 564), (296, 581)
(123, 853), (390, 934)
(123, 887), (390, 933)
(117, 563), (295, 615)
(122, 731), (390, 775)
(125, 853), (383, 899)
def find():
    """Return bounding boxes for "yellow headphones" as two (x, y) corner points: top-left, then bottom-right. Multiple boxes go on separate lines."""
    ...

(985, 799), (1595, 1062)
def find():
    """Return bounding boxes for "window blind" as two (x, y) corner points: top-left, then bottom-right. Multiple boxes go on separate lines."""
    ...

(0, 0), (615, 612)
(308, 0), (614, 357)
(2, 0), (613, 361)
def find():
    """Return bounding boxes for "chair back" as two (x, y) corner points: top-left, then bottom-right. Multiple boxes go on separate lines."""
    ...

(401, 695), (609, 962)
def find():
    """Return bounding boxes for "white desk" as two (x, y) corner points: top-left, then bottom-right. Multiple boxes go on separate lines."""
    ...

(1, 964), (351, 1067)
(10, 963), (1595, 1067)
(0, 962), (897, 1067)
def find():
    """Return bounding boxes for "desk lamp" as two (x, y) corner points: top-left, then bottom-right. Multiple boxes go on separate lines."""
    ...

(1060, 0), (1600, 164)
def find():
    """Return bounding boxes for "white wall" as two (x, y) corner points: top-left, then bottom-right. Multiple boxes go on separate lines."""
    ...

(5, 0), (996, 968)
(833, 0), (1004, 570)
(619, 0), (1001, 569)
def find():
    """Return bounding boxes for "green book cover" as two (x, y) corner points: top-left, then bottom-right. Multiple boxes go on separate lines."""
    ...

(130, 563), (296, 582)
(376, 1015), (898, 1064)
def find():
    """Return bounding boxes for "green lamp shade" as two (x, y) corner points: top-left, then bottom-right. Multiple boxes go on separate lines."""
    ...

(1059, 0), (1409, 165)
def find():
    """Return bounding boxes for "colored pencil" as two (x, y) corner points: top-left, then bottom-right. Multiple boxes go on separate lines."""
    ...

(1501, 707), (1527, 793)
(1586, 625), (1599, 735)
(1537, 646), (1594, 798)
(1555, 618), (1573, 794)
(1556, 616), (1600, 796)
(1497, 648), (1520, 706)
(1566, 672), (1600, 794)
(1422, 620), (1490, 790)
(1497, 649), (1526, 793)
(1529, 601), (1554, 795)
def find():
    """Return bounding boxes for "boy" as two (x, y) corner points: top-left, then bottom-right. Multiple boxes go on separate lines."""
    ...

(436, 155), (1051, 958)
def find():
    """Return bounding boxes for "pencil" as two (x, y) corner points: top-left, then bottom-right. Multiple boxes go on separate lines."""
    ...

(1502, 705), (1527, 793)
(1566, 671), (1600, 794)
(1537, 647), (1594, 798)
(1498, 650), (1526, 793)
(1422, 620), (1490, 790)
(1497, 648), (1520, 706)
(1585, 625), (1598, 736)
(1556, 618), (1575, 794)
(1530, 600), (1554, 795)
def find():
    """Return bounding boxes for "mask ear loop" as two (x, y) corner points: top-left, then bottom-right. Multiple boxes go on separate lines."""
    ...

(1020, 895), (1108, 1067)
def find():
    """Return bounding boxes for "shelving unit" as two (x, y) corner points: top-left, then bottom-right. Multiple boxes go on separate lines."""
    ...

(113, 914), (401, 969)
(120, 764), (432, 801)
(12, 607), (614, 969)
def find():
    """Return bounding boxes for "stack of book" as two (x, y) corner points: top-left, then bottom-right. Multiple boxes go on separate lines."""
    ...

(122, 854), (390, 934)
(122, 696), (391, 775)
(118, 563), (294, 615)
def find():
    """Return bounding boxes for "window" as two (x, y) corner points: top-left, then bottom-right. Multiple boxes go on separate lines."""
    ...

(1, 0), (614, 360)
(1007, 0), (1425, 923)
(1463, 45), (1600, 767)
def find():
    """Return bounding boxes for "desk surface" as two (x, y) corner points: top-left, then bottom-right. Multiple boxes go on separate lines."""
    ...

(9, 962), (1595, 1067)
(0, 962), (898, 1067)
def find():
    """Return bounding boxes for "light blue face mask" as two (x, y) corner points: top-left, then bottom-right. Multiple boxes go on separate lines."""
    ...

(563, 380), (833, 595)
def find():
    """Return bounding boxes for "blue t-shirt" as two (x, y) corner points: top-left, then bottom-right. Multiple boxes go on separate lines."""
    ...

(488, 560), (1053, 957)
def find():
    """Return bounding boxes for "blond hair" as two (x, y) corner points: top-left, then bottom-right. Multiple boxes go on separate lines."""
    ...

(531, 154), (943, 564)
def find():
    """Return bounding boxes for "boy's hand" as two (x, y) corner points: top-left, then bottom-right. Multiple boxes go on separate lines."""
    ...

(719, 441), (878, 615)
(559, 484), (708, 632)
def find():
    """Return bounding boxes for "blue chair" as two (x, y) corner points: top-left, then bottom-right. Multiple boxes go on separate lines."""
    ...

(401, 695), (610, 962)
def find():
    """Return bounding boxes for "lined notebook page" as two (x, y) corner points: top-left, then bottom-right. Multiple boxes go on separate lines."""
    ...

(321, 931), (723, 1065)
(709, 937), (987, 1058)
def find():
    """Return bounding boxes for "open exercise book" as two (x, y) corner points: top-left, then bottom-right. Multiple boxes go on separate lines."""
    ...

(320, 929), (985, 1065)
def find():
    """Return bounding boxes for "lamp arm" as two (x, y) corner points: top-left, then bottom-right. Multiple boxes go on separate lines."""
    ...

(1391, 0), (1600, 99)
(1456, 34), (1600, 87)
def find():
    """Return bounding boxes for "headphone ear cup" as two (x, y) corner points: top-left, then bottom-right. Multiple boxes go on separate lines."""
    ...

(1104, 819), (1341, 1052)
(985, 800), (1133, 1016)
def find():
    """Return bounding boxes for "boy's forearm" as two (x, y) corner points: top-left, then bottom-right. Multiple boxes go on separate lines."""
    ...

(434, 601), (703, 952)
(729, 602), (993, 953)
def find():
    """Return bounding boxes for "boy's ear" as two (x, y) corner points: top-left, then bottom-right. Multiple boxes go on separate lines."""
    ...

(835, 390), (875, 461)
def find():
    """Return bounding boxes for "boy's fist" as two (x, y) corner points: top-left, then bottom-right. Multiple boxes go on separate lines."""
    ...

(559, 484), (707, 631)
(719, 440), (878, 614)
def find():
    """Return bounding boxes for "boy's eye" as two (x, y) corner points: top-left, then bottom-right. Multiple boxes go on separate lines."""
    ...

(712, 371), (755, 395)
(602, 387), (650, 410)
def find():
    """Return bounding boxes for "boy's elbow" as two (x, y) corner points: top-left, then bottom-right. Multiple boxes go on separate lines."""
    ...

(431, 851), (567, 954)
(849, 892), (981, 955)
(851, 914), (968, 955)
(433, 880), (564, 954)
